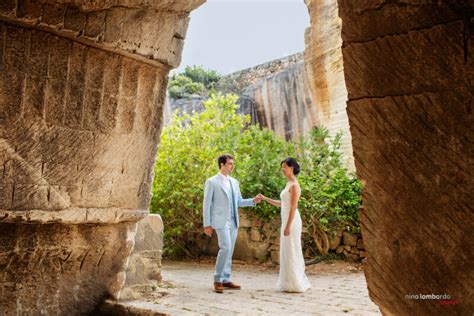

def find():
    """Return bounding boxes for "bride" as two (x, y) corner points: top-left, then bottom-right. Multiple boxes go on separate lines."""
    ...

(259, 157), (311, 293)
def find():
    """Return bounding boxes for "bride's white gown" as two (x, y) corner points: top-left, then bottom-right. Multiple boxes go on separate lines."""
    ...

(276, 182), (311, 292)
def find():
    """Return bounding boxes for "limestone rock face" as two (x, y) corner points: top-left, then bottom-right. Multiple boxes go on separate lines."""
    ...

(220, 53), (319, 142)
(304, 0), (354, 170)
(0, 0), (203, 314)
(241, 60), (318, 141)
(163, 97), (204, 126)
(336, 1), (474, 315)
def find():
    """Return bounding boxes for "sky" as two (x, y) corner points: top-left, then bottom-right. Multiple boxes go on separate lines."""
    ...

(175, 0), (310, 75)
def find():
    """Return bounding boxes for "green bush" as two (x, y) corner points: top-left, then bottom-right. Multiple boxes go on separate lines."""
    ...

(168, 66), (221, 99)
(168, 74), (206, 99)
(183, 65), (221, 89)
(233, 125), (294, 219)
(151, 93), (361, 258)
(297, 127), (362, 255)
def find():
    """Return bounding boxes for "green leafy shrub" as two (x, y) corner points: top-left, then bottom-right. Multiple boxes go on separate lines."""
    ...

(233, 125), (294, 219)
(297, 127), (362, 255)
(168, 66), (221, 99)
(182, 65), (221, 89)
(151, 93), (361, 258)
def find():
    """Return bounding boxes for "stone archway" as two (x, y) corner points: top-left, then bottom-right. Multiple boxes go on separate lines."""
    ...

(0, 0), (472, 315)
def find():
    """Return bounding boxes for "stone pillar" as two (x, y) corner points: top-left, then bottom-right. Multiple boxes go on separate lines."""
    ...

(0, 0), (204, 314)
(304, 0), (355, 170)
(337, 1), (473, 315)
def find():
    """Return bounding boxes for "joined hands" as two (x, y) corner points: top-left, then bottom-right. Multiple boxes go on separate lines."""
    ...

(254, 193), (267, 204)
(253, 195), (262, 204)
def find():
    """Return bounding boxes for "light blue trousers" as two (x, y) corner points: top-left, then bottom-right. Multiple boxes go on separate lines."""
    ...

(214, 221), (237, 283)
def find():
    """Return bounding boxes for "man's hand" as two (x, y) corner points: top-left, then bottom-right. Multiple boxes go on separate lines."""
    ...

(204, 226), (213, 237)
(253, 195), (262, 204)
(254, 193), (266, 204)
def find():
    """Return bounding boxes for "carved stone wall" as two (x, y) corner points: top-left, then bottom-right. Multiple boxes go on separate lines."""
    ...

(335, 1), (474, 315)
(0, 222), (137, 315)
(0, 0), (204, 314)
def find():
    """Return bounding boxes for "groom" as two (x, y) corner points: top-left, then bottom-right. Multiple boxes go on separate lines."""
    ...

(203, 154), (261, 293)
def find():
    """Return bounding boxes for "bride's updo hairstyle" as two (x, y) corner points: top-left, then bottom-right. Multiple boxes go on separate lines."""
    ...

(281, 157), (300, 175)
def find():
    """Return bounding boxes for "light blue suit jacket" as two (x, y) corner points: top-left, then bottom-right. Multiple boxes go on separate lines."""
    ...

(203, 174), (255, 229)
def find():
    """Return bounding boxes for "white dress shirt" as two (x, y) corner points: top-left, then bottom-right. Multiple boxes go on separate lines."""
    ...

(218, 172), (231, 193)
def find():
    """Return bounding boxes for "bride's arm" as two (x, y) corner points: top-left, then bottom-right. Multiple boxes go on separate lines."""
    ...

(260, 194), (281, 207)
(284, 184), (300, 235)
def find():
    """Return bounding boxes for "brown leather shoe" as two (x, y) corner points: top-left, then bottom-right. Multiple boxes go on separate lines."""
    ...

(223, 282), (241, 290)
(214, 282), (224, 293)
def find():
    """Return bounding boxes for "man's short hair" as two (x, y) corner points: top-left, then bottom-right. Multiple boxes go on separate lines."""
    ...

(218, 154), (234, 168)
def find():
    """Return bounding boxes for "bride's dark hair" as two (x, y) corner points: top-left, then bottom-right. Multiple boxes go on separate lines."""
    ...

(281, 157), (300, 175)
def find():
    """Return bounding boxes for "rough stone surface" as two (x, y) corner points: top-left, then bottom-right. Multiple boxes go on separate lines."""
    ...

(342, 232), (357, 247)
(338, 1), (474, 315)
(220, 53), (305, 92)
(0, 222), (137, 315)
(234, 231), (270, 262)
(250, 227), (261, 242)
(218, 53), (320, 142)
(0, 0), (198, 313)
(0, 0), (205, 68)
(304, 0), (354, 170)
(162, 97), (204, 127)
(121, 214), (164, 300)
(328, 230), (343, 250)
(99, 299), (168, 316)
(240, 60), (318, 142)
(0, 23), (169, 214)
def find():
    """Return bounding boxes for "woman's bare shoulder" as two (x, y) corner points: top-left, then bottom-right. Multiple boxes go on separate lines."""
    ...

(289, 181), (301, 193)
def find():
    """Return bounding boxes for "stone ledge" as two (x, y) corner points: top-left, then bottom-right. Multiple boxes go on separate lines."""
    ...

(0, 208), (148, 224)
(0, 14), (172, 69)
(36, 0), (205, 13)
